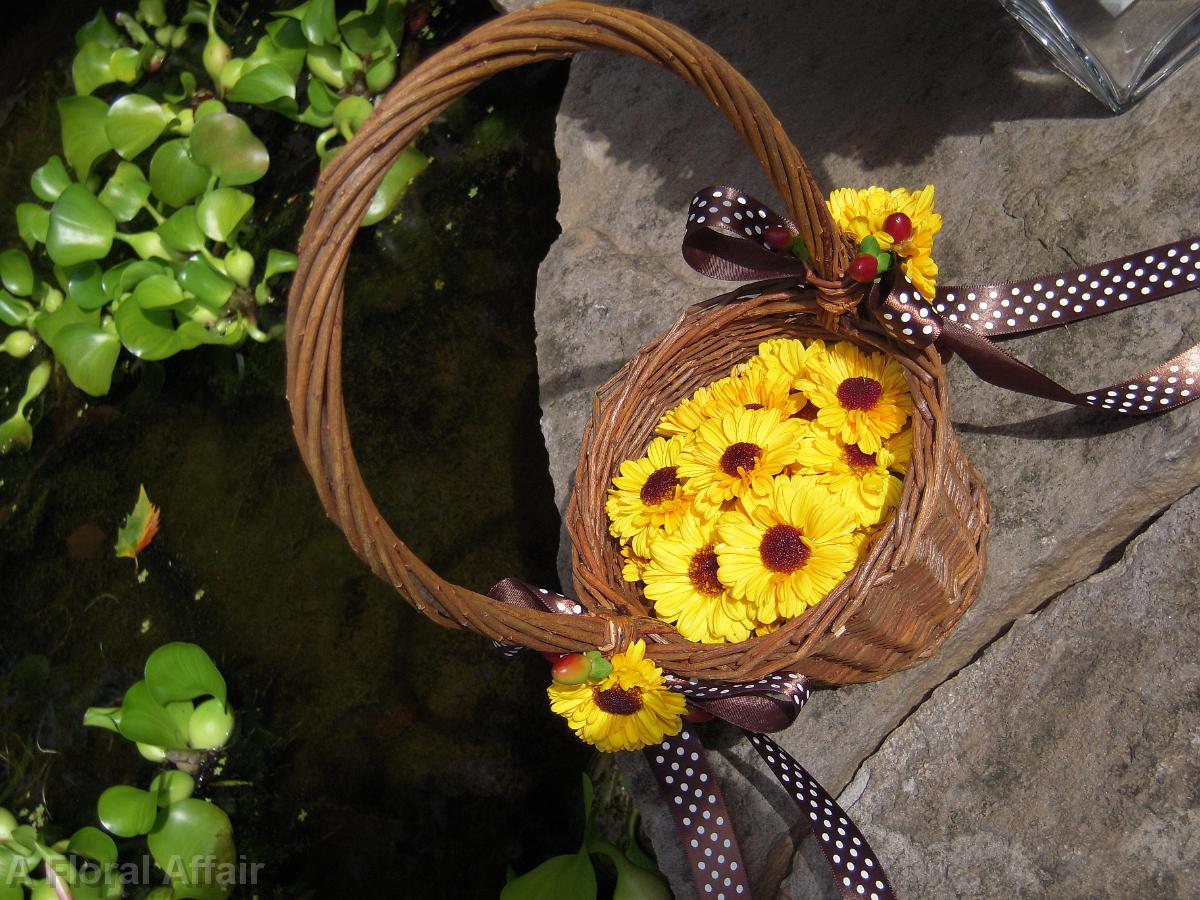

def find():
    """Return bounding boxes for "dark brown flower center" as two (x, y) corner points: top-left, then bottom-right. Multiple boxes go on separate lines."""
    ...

(688, 546), (723, 597)
(793, 402), (819, 421)
(759, 524), (810, 573)
(719, 441), (763, 477)
(744, 402), (764, 410)
(843, 444), (877, 473)
(593, 685), (643, 715)
(640, 466), (679, 505)
(836, 377), (883, 411)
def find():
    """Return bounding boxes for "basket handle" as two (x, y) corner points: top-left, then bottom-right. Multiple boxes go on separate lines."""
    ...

(286, 1), (845, 646)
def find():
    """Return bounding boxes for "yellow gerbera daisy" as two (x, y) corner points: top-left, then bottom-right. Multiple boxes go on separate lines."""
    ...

(606, 435), (694, 558)
(656, 380), (724, 438)
(643, 509), (757, 644)
(827, 184), (942, 298)
(716, 474), (859, 622)
(793, 428), (903, 527)
(547, 639), (687, 752)
(753, 337), (827, 387)
(885, 427), (912, 475)
(677, 407), (804, 509)
(799, 342), (911, 454)
(621, 544), (650, 583)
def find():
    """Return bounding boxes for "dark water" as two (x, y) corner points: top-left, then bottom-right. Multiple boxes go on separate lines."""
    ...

(0, 2), (593, 897)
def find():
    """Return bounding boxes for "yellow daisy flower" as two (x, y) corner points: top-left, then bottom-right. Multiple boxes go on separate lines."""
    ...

(606, 435), (694, 558)
(656, 381), (724, 438)
(677, 407), (805, 510)
(799, 342), (911, 454)
(754, 337), (827, 387)
(793, 428), (904, 527)
(716, 474), (859, 622)
(643, 509), (758, 644)
(547, 639), (687, 752)
(621, 544), (650, 583)
(827, 184), (943, 298)
(885, 427), (912, 475)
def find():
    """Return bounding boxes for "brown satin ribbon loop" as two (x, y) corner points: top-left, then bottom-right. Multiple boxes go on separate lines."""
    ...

(683, 186), (1200, 417)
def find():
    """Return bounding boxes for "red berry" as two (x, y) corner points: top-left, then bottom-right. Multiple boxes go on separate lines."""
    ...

(848, 254), (879, 283)
(551, 653), (591, 685)
(883, 212), (913, 243)
(763, 224), (792, 250)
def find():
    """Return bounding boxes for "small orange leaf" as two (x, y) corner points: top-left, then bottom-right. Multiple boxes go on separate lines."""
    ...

(115, 484), (160, 568)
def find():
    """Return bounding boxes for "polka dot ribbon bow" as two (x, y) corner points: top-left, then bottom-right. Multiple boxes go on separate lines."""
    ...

(488, 577), (897, 900)
(683, 186), (1200, 416)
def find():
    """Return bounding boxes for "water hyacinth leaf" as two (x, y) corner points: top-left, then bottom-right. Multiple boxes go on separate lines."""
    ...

(0, 291), (34, 327)
(226, 62), (296, 110)
(196, 189), (254, 244)
(365, 54), (396, 94)
(68, 827), (118, 867)
(0, 250), (34, 297)
(157, 206), (206, 252)
(164, 70), (198, 104)
(109, 46), (144, 84)
(98, 161), (152, 222)
(115, 299), (182, 361)
(246, 31), (306, 82)
(149, 139), (210, 207)
(97, 786), (158, 838)
(0, 360), (51, 454)
(149, 770), (195, 807)
(16, 204), (49, 250)
(146, 799), (235, 900)
(361, 146), (429, 226)
(306, 77), (339, 115)
(117, 680), (186, 748)
(106, 95), (173, 160)
(120, 230), (173, 262)
(145, 642), (226, 706)
(132, 274), (183, 309)
(76, 9), (121, 47)
(500, 853), (597, 900)
(301, 0), (338, 45)
(35, 294), (98, 348)
(46, 185), (116, 267)
(139, 0), (167, 28)
(189, 113), (269, 187)
(263, 248), (298, 281)
(30, 156), (71, 203)
(177, 317), (244, 348)
(52, 323), (121, 396)
(72, 42), (117, 96)
(82, 706), (122, 733)
(176, 260), (232, 314)
(333, 95), (373, 139)
(116, 259), (171, 294)
(58, 96), (113, 180)
(305, 43), (344, 89)
(340, 4), (392, 55)
(0, 883), (20, 900)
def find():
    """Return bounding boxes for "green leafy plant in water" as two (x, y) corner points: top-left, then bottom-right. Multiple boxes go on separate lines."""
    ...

(0, 643), (238, 899)
(502, 774), (671, 900)
(1, 0), (433, 451)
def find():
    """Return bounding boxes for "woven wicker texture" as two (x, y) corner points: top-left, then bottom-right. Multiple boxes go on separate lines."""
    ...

(285, 1), (990, 685)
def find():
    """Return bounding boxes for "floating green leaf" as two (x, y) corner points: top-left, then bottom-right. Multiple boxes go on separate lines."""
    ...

(115, 297), (181, 361)
(149, 139), (211, 208)
(82, 706), (122, 733)
(30, 156), (71, 203)
(58, 96), (113, 180)
(97, 786), (158, 838)
(177, 317), (244, 348)
(35, 293), (99, 348)
(145, 642), (226, 706)
(362, 146), (429, 226)
(68, 828), (118, 868)
(0, 361), (51, 454)
(115, 259), (171, 294)
(67, 263), (108, 311)
(132, 274), (183, 309)
(197, 188), (254, 244)
(109, 46), (144, 84)
(117, 680), (186, 748)
(146, 800), (235, 900)
(164, 70), (198, 104)
(263, 248), (298, 281)
(305, 43), (344, 89)
(500, 853), (597, 900)
(226, 62), (297, 114)
(120, 230), (174, 261)
(0, 250), (34, 297)
(301, 0), (339, 45)
(76, 9), (122, 48)
(72, 42), (117, 96)
(106, 94), (173, 160)
(157, 206), (206, 253)
(139, 0), (167, 28)
(16, 204), (49, 250)
(52, 323), (121, 396)
(46, 185), (117, 268)
(149, 771), (195, 807)
(178, 258), (235, 310)
(98, 161), (152, 222)
(0, 291), (34, 327)
(365, 54), (396, 94)
(340, 3), (392, 55)
(189, 113), (269, 187)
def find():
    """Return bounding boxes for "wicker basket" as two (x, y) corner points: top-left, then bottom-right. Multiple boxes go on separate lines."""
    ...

(285, 1), (990, 687)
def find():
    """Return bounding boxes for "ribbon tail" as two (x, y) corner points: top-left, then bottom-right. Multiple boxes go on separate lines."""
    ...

(745, 732), (897, 900)
(645, 726), (753, 897)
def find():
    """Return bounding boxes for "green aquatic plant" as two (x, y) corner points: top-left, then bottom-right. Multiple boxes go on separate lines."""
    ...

(0, 643), (238, 900)
(1, 0), (432, 450)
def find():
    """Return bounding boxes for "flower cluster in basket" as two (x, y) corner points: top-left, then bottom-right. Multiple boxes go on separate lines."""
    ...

(608, 337), (914, 644)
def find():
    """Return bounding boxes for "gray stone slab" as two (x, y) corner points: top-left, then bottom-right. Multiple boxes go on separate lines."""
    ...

(783, 485), (1200, 900)
(522, 0), (1200, 895)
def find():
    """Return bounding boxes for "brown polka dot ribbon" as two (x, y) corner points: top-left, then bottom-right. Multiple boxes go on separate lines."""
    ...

(683, 186), (1200, 415)
(488, 578), (898, 900)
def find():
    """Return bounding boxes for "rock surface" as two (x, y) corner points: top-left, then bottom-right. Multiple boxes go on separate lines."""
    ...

(783, 485), (1200, 899)
(521, 0), (1200, 895)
